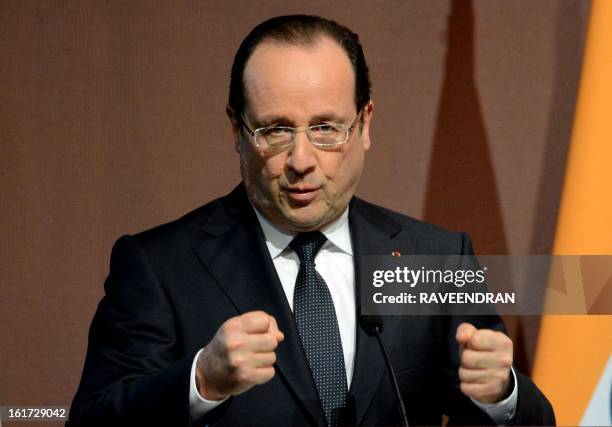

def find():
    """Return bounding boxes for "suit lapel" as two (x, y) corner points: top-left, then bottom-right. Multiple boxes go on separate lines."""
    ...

(348, 199), (415, 424)
(191, 186), (325, 426)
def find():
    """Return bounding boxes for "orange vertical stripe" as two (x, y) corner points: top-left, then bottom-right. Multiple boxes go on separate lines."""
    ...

(533, 0), (612, 425)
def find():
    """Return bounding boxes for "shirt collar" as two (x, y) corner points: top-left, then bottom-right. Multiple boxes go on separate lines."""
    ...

(252, 205), (353, 259)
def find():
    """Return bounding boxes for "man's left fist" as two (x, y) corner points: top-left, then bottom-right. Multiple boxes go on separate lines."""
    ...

(455, 322), (513, 404)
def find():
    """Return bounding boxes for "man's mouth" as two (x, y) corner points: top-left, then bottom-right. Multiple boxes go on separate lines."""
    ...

(283, 186), (320, 204)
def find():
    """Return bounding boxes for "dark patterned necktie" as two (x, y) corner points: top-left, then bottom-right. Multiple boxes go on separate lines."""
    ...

(290, 231), (348, 427)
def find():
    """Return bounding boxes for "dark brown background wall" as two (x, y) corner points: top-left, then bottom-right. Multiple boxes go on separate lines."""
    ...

(0, 0), (589, 417)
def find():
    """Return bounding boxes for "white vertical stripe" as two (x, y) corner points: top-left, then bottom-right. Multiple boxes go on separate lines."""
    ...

(580, 356), (612, 426)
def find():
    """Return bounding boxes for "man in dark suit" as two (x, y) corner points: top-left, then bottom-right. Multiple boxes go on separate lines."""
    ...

(69, 15), (555, 426)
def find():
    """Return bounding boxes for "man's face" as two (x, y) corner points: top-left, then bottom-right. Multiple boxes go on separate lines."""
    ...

(229, 37), (373, 232)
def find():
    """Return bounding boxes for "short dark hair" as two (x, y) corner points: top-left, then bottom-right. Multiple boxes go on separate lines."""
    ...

(229, 14), (371, 116)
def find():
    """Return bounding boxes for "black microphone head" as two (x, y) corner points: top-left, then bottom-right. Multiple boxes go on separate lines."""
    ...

(358, 304), (384, 336)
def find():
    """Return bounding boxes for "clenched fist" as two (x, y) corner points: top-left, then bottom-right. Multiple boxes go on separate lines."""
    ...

(196, 311), (284, 401)
(455, 322), (513, 404)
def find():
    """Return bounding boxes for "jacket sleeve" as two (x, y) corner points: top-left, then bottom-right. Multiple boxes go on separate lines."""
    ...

(444, 233), (555, 426)
(68, 235), (194, 427)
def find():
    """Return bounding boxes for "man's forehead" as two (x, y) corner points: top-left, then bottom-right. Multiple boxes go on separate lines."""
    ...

(242, 37), (356, 117)
(244, 37), (353, 84)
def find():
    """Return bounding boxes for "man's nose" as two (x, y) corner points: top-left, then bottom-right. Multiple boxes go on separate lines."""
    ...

(286, 131), (317, 174)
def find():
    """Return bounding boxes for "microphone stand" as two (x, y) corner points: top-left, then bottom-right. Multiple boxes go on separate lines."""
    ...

(371, 325), (409, 427)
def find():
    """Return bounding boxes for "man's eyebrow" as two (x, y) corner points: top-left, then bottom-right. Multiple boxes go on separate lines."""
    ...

(254, 115), (293, 127)
(255, 112), (346, 127)
(310, 113), (345, 123)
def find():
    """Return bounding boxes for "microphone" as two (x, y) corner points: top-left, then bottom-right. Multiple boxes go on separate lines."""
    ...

(359, 307), (409, 427)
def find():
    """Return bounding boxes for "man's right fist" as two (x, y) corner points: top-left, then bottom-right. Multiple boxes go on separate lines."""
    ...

(196, 311), (284, 401)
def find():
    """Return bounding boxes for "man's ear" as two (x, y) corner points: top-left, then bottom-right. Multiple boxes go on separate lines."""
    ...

(226, 105), (241, 153)
(360, 100), (374, 151)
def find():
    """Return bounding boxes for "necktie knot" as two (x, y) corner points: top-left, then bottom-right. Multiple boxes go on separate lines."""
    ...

(289, 231), (327, 264)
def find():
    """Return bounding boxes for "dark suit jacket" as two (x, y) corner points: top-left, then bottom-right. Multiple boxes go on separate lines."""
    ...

(69, 184), (555, 426)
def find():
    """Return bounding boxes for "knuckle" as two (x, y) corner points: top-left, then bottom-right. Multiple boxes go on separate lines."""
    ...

(458, 367), (466, 380)
(260, 353), (276, 368)
(253, 310), (269, 322)
(259, 367), (275, 383)
(496, 369), (509, 383)
(266, 334), (278, 349)
(470, 332), (482, 347)
(267, 366), (276, 379)
(225, 336), (244, 352)
(497, 332), (512, 348)
(268, 332), (278, 342)
(237, 369), (254, 384)
(228, 353), (245, 368)
(223, 317), (240, 332)
(269, 315), (278, 328)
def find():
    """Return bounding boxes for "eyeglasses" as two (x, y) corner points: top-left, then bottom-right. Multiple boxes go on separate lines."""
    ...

(239, 109), (363, 151)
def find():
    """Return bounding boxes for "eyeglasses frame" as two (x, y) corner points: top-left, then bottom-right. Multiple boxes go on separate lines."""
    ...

(238, 108), (364, 151)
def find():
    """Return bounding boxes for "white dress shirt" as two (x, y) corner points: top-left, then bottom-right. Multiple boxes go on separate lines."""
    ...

(189, 206), (517, 424)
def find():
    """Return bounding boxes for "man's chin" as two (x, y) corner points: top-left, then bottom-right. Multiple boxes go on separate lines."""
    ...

(281, 207), (340, 232)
